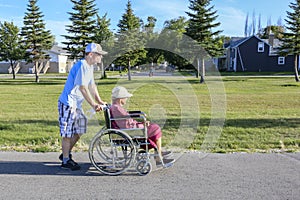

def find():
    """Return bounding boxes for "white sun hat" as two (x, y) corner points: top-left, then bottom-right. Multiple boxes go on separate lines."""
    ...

(112, 86), (133, 99)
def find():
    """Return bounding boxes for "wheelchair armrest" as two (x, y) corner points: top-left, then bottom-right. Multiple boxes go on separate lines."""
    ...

(128, 111), (146, 118)
(128, 111), (142, 114)
(111, 112), (147, 122)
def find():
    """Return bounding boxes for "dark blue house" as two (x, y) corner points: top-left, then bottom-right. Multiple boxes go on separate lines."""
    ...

(221, 35), (296, 72)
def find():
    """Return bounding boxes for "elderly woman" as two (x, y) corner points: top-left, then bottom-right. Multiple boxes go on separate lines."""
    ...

(109, 86), (174, 166)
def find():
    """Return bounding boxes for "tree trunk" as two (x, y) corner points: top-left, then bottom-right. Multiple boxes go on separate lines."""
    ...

(11, 63), (16, 80)
(294, 55), (299, 82)
(196, 58), (200, 78)
(128, 59), (131, 81)
(35, 62), (40, 83)
(200, 58), (205, 84)
(9, 61), (16, 79)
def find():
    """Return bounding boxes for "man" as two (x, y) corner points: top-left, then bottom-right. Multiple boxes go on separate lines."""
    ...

(58, 43), (107, 170)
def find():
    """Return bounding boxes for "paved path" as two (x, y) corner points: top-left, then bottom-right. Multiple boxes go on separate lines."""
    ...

(0, 152), (299, 200)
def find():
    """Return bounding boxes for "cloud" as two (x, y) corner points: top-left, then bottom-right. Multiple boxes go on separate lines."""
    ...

(216, 6), (246, 36)
(0, 4), (15, 8)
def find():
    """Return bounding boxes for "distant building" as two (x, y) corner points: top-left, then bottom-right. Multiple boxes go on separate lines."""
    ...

(219, 35), (297, 72)
(0, 45), (72, 74)
(47, 45), (69, 73)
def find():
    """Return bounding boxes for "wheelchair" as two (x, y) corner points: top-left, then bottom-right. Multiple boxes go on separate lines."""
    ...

(88, 105), (172, 176)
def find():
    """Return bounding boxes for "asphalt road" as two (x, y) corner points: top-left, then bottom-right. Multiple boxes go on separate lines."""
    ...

(0, 151), (299, 200)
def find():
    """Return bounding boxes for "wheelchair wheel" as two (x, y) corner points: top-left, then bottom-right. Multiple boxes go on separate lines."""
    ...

(89, 129), (136, 175)
(136, 160), (152, 176)
(136, 149), (147, 161)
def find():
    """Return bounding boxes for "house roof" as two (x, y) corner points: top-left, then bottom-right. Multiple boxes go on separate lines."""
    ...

(48, 45), (69, 55)
(227, 35), (270, 48)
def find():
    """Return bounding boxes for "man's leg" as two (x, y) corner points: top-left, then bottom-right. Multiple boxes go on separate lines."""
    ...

(62, 137), (71, 159)
(61, 136), (81, 170)
(70, 134), (80, 152)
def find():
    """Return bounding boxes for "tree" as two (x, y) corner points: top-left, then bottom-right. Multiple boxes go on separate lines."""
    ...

(244, 13), (249, 37)
(257, 14), (263, 36)
(114, 0), (146, 81)
(185, 0), (223, 83)
(93, 13), (114, 78)
(63, 0), (98, 59)
(161, 17), (189, 70)
(144, 16), (157, 33)
(260, 25), (285, 39)
(279, 0), (300, 82)
(141, 16), (163, 66)
(20, 0), (54, 82)
(252, 10), (256, 36)
(0, 21), (26, 79)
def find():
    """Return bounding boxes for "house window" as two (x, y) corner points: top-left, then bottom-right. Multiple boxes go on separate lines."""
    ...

(257, 42), (264, 52)
(278, 57), (285, 65)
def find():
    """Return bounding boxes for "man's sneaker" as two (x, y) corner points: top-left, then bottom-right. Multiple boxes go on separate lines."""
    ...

(162, 151), (173, 158)
(156, 158), (175, 167)
(59, 153), (72, 161)
(61, 159), (81, 171)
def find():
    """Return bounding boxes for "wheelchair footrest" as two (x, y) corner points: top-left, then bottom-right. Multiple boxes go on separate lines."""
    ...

(132, 137), (150, 145)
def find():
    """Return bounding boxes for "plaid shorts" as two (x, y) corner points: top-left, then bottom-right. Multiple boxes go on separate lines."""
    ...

(58, 101), (87, 138)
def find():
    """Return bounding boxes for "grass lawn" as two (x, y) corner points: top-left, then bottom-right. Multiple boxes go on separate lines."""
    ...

(0, 73), (299, 153)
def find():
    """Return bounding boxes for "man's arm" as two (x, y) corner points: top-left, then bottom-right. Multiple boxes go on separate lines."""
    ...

(89, 83), (106, 105)
(79, 85), (100, 111)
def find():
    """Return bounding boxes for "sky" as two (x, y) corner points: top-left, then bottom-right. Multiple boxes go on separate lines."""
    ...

(0, 0), (293, 46)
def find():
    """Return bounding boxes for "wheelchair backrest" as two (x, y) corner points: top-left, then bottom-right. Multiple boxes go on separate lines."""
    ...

(103, 105), (112, 129)
(103, 104), (120, 129)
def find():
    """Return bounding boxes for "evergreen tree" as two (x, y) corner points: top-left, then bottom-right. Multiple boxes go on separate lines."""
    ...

(93, 13), (114, 78)
(0, 21), (26, 79)
(279, 0), (300, 82)
(63, 0), (98, 59)
(21, 0), (54, 82)
(115, 0), (146, 81)
(185, 0), (223, 83)
(144, 16), (157, 33)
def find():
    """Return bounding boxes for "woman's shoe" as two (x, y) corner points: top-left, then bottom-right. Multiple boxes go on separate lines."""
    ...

(156, 158), (175, 167)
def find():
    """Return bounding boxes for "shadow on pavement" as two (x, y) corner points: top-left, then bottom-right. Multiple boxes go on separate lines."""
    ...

(0, 161), (146, 176)
(0, 161), (105, 176)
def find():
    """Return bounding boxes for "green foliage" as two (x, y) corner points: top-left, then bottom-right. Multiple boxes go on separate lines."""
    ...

(20, 0), (54, 62)
(279, 0), (300, 81)
(93, 13), (115, 68)
(280, 0), (300, 55)
(185, 0), (223, 57)
(259, 25), (285, 39)
(114, 0), (147, 80)
(0, 21), (26, 79)
(62, 0), (98, 59)
(162, 18), (190, 69)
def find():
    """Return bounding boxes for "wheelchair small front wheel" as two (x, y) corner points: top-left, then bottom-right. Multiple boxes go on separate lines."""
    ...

(136, 149), (147, 161)
(136, 160), (152, 176)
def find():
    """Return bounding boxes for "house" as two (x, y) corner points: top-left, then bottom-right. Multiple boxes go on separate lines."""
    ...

(220, 35), (296, 72)
(0, 45), (71, 74)
(46, 45), (70, 73)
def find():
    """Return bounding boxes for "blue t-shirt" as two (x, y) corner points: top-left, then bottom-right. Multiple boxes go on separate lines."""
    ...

(59, 59), (95, 109)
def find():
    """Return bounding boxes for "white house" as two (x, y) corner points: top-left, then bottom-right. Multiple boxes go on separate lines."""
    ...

(47, 45), (69, 73)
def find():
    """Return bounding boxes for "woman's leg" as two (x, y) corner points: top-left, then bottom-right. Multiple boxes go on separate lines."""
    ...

(155, 137), (162, 162)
